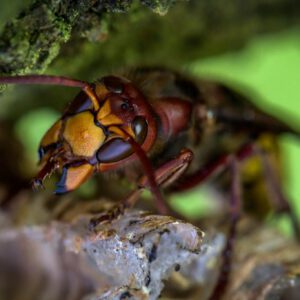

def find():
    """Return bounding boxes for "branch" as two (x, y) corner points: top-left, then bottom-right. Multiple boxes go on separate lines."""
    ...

(1, 0), (300, 76)
(0, 210), (206, 300)
(0, 0), (176, 75)
(1, 209), (300, 299)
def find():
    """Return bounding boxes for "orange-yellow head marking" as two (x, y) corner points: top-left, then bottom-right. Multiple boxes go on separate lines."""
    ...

(64, 111), (105, 157)
(95, 82), (110, 99)
(40, 120), (62, 148)
(56, 163), (94, 194)
(97, 99), (123, 126)
(109, 125), (135, 139)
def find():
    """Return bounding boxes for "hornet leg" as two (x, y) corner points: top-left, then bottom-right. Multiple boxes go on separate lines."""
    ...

(88, 149), (193, 230)
(209, 157), (242, 300)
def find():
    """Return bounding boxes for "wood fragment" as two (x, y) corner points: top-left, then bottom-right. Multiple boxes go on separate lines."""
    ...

(0, 210), (206, 300)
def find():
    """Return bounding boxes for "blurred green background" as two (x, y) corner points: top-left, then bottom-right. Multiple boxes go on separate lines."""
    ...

(172, 28), (300, 233)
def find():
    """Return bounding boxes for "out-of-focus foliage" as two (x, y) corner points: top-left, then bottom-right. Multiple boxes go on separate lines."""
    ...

(171, 28), (300, 232)
(198, 29), (300, 231)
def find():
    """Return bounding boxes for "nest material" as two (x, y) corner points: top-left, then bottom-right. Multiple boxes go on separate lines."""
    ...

(1, 210), (300, 300)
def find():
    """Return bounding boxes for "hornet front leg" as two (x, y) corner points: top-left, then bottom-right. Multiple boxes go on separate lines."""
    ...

(88, 149), (193, 230)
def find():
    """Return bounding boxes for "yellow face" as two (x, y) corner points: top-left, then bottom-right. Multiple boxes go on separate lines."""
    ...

(63, 111), (106, 157)
(63, 99), (136, 155)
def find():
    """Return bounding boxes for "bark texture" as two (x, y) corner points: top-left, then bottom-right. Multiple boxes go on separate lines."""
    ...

(1, 211), (300, 300)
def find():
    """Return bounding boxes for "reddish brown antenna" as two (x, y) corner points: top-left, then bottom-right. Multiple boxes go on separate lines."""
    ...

(120, 129), (169, 215)
(0, 75), (100, 110)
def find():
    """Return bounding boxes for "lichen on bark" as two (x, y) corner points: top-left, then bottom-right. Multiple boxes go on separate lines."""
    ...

(0, 0), (176, 75)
